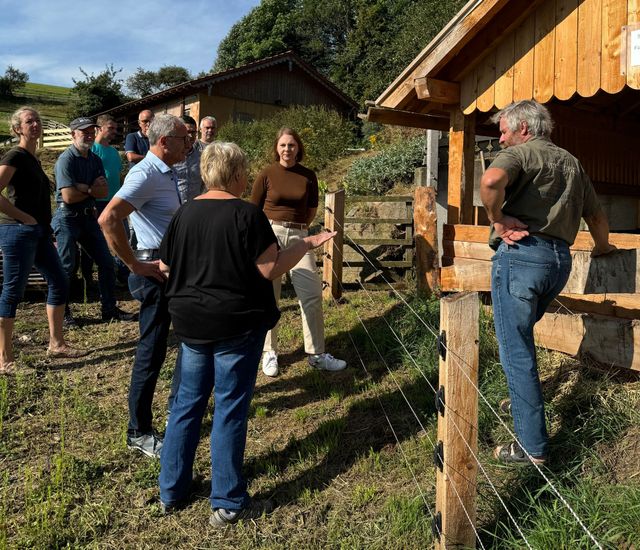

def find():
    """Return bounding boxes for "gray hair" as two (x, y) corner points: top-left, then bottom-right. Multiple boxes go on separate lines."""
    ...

(491, 100), (554, 137)
(9, 106), (39, 136)
(147, 114), (184, 146)
(200, 142), (247, 191)
(200, 115), (217, 125)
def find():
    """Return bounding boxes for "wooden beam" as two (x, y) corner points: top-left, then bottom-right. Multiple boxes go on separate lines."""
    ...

(360, 107), (450, 131)
(414, 187), (440, 295)
(447, 111), (476, 224)
(414, 77), (460, 104)
(435, 292), (479, 549)
(441, 249), (640, 294)
(534, 312), (640, 371)
(323, 190), (344, 301)
(378, 0), (516, 110)
(442, 224), (640, 250)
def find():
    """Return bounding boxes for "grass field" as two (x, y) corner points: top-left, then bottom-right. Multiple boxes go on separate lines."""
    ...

(1, 283), (638, 549)
(0, 82), (74, 142)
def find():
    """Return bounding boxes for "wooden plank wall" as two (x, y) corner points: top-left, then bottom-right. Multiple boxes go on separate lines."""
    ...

(461, 0), (635, 113)
(441, 224), (640, 369)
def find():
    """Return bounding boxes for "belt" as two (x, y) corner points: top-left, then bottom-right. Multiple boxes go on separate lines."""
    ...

(270, 220), (307, 230)
(133, 248), (160, 261)
(57, 203), (96, 217)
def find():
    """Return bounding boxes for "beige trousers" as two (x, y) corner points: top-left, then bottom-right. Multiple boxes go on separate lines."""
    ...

(264, 223), (325, 355)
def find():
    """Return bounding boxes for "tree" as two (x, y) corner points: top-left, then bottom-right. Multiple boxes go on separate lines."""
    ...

(212, 0), (467, 106)
(213, 0), (298, 71)
(70, 64), (128, 118)
(0, 65), (29, 97)
(126, 65), (192, 98)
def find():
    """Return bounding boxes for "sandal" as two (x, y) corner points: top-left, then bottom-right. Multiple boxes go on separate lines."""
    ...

(0, 361), (17, 375)
(499, 398), (511, 415)
(46, 346), (91, 359)
(494, 441), (546, 465)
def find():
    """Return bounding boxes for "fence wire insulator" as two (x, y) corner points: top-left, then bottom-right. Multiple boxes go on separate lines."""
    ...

(437, 330), (447, 360)
(435, 385), (446, 416)
(433, 440), (444, 472)
(431, 511), (442, 542)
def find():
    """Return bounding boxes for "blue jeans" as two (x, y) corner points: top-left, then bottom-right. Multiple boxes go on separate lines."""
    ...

(0, 223), (68, 317)
(127, 273), (178, 435)
(159, 328), (266, 510)
(80, 201), (130, 283)
(491, 235), (571, 457)
(51, 208), (116, 314)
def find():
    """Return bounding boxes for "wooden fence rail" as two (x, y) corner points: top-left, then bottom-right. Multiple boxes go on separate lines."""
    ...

(322, 192), (415, 298)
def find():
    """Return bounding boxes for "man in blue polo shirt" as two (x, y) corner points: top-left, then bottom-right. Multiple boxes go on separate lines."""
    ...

(52, 117), (135, 327)
(99, 113), (188, 459)
(124, 109), (154, 167)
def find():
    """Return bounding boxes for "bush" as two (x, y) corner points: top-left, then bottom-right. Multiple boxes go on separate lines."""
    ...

(344, 134), (425, 195)
(218, 105), (356, 176)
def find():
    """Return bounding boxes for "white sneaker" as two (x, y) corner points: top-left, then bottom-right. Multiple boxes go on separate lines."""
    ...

(262, 351), (279, 377)
(308, 353), (347, 371)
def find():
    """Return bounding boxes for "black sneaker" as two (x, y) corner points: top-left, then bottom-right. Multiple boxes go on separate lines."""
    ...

(209, 499), (273, 527)
(63, 310), (78, 328)
(102, 307), (137, 322)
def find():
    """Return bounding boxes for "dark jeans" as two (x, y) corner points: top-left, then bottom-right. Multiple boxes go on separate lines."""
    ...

(127, 273), (179, 435)
(491, 235), (571, 457)
(80, 201), (130, 283)
(159, 328), (266, 510)
(51, 207), (116, 314)
(0, 223), (68, 317)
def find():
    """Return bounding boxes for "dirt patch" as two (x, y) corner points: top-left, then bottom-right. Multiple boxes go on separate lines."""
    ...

(599, 425), (640, 484)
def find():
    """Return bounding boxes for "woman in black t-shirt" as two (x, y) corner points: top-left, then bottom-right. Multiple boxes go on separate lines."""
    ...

(0, 107), (88, 374)
(158, 142), (335, 525)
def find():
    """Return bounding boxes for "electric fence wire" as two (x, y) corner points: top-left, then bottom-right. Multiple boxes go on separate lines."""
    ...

(325, 210), (604, 549)
(326, 251), (524, 550)
(324, 266), (487, 550)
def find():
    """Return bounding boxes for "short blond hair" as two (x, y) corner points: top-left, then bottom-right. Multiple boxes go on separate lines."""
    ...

(200, 142), (248, 191)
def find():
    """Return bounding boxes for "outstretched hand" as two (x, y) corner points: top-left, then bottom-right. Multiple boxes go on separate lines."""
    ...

(494, 215), (529, 245)
(305, 230), (337, 250)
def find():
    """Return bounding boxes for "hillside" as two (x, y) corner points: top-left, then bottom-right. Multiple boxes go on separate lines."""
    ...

(0, 82), (74, 141)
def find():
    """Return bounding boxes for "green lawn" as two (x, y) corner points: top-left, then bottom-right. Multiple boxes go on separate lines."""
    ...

(1, 286), (638, 549)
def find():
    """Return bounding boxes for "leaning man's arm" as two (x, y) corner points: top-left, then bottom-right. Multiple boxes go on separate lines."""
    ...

(480, 167), (509, 223)
(584, 209), (616, 257)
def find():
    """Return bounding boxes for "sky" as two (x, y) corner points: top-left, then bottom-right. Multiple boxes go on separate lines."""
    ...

(0, 0), (261, 88)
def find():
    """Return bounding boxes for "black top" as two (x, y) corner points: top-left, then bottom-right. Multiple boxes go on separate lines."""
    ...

(159, 198), (280, 344)
(0, 147), (53, 226)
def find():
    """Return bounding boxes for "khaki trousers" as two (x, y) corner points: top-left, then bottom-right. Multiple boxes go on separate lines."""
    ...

(264, 223), (324, 355)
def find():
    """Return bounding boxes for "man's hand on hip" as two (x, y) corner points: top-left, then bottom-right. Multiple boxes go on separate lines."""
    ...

(493, 215), (529, 245)
(130, 259), (166, 282)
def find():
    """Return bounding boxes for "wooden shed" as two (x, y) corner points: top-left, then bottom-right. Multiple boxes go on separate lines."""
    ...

(102, 51), (357, 136)
(365, 0), (640, 370)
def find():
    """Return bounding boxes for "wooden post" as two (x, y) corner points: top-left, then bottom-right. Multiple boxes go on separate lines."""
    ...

(414, 187), (439, 296)
(434, 291), (479, 550)
(447, 110), (476, 225)
(323, 190), (344, 301)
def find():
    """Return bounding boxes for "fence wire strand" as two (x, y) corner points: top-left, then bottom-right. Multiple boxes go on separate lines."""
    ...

(323, 208), (604, 549)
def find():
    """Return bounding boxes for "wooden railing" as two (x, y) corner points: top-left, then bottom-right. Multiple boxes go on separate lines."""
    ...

(322, 190), (415, 298)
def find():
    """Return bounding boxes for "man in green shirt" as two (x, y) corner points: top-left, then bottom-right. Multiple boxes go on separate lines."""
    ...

(480, 100), (615, 465)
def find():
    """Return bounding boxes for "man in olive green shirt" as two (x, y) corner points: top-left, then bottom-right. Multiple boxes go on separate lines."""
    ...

(480, 100), (614, 465)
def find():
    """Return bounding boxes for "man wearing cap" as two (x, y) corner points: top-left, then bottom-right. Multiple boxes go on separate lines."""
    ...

(52, 117), (135, 327)
(194, 115), (217, 152)
(125, 110), (154, 167)
(99, 113), (189, 459)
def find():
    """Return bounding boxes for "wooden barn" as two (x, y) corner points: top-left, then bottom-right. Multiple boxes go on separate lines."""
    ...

(102, 51), (357, 134)
(365, 0), (640, 370)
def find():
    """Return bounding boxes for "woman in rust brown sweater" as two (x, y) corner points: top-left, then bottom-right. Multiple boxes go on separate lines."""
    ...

(250, 127), (346, 377)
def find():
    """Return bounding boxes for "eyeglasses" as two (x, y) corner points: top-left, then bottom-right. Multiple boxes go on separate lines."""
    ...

(166, 135), (189, 144)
